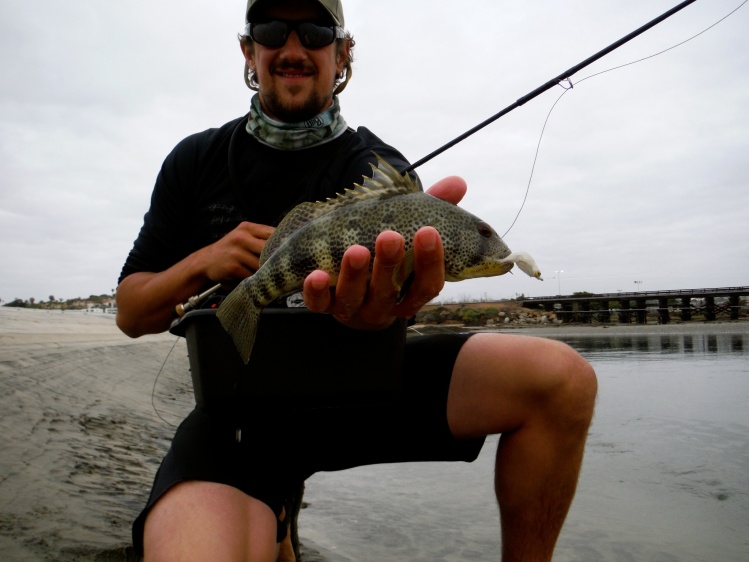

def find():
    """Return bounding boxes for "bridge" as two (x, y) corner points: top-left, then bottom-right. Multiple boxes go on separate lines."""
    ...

(521, 286), (749, 324)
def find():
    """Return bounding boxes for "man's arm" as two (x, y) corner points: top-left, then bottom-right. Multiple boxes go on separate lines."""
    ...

(302, 176), (468, 330)
(116, 221), (274, 337)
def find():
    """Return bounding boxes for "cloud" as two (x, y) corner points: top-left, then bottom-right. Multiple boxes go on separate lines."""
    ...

(0, 0), (747, 303)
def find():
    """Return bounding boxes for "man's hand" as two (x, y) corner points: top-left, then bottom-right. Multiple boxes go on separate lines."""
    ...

(116, 221), (275, 337)
(200, 221), (275, 287)
(301, 176), (467, 330)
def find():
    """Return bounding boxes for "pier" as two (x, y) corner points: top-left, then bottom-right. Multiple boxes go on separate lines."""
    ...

(521, 287), (749, 324)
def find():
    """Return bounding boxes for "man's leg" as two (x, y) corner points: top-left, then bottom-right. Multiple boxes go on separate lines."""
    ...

(143, 481), (280, 562)
(447, 333), (597, 562)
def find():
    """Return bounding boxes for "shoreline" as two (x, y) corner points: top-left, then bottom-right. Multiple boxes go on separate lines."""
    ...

(411, 317), (749, 337)
(3, 305), (747, 347)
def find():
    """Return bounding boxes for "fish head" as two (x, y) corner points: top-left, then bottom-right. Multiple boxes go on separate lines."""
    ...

(442, 212), (514, 281)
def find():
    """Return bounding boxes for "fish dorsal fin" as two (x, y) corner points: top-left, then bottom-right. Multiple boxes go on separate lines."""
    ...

(360, 153), (421, 197)
(260, 153), (419, 264)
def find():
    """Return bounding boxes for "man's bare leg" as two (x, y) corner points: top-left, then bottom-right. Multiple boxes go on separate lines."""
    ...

(276, 507), (296, 562)
(143, 481), (280, 562)
(447, 333), (598, 562)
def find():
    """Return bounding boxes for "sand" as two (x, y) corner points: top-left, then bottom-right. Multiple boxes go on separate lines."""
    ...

(0, 308), (342, 561)
(0, 308), (185, 560)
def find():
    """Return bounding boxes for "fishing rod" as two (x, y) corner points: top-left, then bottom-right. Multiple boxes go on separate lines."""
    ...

(402, 0), (699, 174)
(175, 284), (221, 317)
(176, 0), (699, 317)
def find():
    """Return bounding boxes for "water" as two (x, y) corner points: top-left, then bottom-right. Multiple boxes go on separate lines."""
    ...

(299, 325), (749, 561)
(1, 311), (747, 561)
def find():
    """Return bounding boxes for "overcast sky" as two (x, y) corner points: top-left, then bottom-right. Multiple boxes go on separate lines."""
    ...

(1, 0), (747, 305)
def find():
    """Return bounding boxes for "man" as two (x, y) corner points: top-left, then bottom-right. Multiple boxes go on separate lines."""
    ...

(117, 0), (598, 560)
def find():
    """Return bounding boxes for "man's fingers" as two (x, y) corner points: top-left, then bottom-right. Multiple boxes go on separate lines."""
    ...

(359, 232), (404, 325)
(302, 270), (333, 313)
(331, 245), (371, 320)
(302, 228), (445, 325)
(426, 176), (467, 205)
(393, 227), (445, 316)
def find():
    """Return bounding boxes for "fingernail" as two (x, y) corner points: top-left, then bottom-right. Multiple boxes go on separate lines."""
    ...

(381, 238), (402, 259)
(420, 229), (438, 251)
(350, 252), (369, 270)
(311, 278), (328, 291)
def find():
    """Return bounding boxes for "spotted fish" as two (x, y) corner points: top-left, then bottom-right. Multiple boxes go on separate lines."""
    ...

(217, 155), (541, 363)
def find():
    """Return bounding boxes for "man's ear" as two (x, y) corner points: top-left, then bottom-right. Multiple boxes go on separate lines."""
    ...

(240, 41), (256, 71)
(336, 40), (351, 75)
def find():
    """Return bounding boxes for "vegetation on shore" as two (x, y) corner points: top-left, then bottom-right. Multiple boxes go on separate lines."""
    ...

(1, 294), (115, 311)
(416, 294), (747, 327)
(416, 298), (555, 327)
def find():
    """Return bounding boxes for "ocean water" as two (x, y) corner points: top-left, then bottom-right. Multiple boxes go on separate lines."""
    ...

(0, 311), (747, 561)
(299, 325), (749, 561)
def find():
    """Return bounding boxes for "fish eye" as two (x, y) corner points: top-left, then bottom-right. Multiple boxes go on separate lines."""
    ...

(477, 222), (493, 238)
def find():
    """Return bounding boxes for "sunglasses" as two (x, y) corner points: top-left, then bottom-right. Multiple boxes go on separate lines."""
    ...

(247, 20), (344, 50)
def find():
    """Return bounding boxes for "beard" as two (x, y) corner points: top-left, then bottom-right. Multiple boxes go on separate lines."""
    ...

(260, 87), (330, 123)
(259, 61), (334, 123)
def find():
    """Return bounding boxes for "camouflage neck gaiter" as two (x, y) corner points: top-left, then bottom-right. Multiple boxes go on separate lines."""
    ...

(246, 94), (348, 151)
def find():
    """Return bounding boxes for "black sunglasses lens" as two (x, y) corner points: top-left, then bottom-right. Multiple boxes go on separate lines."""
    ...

(296, 22), (336, 48)
(251, 21), (289, 48)
(251, 21), (336, 49)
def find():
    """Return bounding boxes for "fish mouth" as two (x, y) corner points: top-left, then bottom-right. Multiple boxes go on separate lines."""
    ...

(448, 260), (515, 281)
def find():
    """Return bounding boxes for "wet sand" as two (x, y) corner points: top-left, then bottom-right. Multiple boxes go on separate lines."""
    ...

(0, 308), (342, 561)
(1, 307), (746, 560)
(0, 308), (183, 560)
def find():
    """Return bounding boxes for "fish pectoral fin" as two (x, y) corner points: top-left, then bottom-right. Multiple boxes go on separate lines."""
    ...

(391, 249), (416, 303)
(395, 272), (416, 304)
(393, 249), (415, 287)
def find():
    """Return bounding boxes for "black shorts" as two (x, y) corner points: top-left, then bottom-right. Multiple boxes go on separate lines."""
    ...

(132, 332), (483, 553)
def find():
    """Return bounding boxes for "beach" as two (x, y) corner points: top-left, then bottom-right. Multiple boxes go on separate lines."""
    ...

(0, 308), (184, 560)
(1, 307), (747, 560)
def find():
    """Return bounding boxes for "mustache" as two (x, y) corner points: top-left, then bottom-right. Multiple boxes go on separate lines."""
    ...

(271, 60), (317, 75)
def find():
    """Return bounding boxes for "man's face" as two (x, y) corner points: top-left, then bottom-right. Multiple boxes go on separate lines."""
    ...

(243, 0), (348, 122)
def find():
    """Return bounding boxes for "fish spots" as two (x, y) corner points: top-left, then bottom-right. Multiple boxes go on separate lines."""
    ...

(340, 228), (362, 254)
(381, 211), (396, 227)
(257, 282), (273, 304)
(310, 238), (331, 267)
(328, 237), (347, 263)
(271, 268), (286, 292)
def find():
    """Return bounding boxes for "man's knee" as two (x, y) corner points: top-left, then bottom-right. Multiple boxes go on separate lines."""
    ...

(447, 334), (596, 437)
(544, 343), (598, 429)
(143, 482), (280, 562)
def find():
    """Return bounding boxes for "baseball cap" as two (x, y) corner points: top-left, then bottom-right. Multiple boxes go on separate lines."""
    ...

(246, 0), (345, 27)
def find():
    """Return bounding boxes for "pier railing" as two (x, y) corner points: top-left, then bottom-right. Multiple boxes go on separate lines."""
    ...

(521, 286), (748, 324)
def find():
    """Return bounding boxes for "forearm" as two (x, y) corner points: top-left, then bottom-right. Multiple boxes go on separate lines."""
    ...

(117, 222), (273, 337)
(116, 254), (211, 338)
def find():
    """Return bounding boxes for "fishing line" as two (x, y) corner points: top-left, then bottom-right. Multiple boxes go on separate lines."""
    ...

(500, 0), (746, 238)
(151, 336), (181, 428)
(500, 92), (566, 238)
(576, 0), (746, 86)
(401, 0), (700, 176)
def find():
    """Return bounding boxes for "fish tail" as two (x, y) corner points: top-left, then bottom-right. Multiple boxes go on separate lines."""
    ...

(216, 284), (261, 364)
